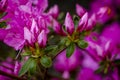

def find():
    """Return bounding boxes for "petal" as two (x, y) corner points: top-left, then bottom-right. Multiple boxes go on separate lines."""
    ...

(48, 5), (59, 18)
(4, 32), (25, 50)
(38, 0), (48, 13)
(76, 4), (86, 17)
(30, 19), (39, 34)
(62, 71), (70, 79)
(97, 7), (108, 19)
(14, 61), (21, 75)
(38, 16), (47, 31)
(24, 27), (34, 45)
(64, 12), (74, 35)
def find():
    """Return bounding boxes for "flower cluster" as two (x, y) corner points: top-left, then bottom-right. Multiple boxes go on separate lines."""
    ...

(0, 0), (120, 80)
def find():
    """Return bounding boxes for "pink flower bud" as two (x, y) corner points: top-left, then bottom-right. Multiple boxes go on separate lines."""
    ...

(64, 12), (74, 35)
(30, 19), (39, 35)
(38, 30), (47, 47)
(76, 4), (86, 17)
(24, 27), (35, 45)
(77, 12), (88, 32)
(53, 19), (66, 36)
(86, 13), (96, 31)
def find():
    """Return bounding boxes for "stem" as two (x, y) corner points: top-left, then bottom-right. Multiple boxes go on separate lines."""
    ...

(0, 70), (27, 80)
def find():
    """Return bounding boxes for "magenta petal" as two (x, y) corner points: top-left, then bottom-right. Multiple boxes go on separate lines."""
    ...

(76, 68), (101, 80)
(24, 27), (35, 45)
(64, 12), (74, 35)
(4, 32), (25, 50)
(18, 5), (31, 14)
(82, 53), (99, 70)
(77, 12), (88, 32)
(97, 7), (108, 19)
(62, 71), (70, 79)
(38, 0), (48, 13)
(38, 30), (47, 47)
(30, 19), (39, 35)
(76, 4), (86, 17)
(24, 27), (32, 44)
(48, 5), (59, 18)
(38, 16), (48, 32)
(14, 61), (21, 75)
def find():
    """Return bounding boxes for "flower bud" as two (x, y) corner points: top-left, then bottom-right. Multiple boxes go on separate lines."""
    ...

(64, 12), (74, 35)
(76, 4), (86, 17)
(77, 12), (88, 32)
(38, 30), (47, 47)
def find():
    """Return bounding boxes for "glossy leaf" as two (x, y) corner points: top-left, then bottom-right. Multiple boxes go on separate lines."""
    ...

(19, 58), (35, 76)
(40, 55), (52, 68)
(66, 43), (75, 58)
(77, 40), (88, 49)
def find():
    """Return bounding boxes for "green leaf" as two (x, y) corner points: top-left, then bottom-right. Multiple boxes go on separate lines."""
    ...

(45, 45), (57, 52)
(77, 40), (88, 49)
(19, 58), (35, 76)
(59, 38), (67, 46)
(40, 55), (52, 68)
(29, 59), (37, 75)
(65, 38), (71, 46)
(66, 43), (75, 58)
